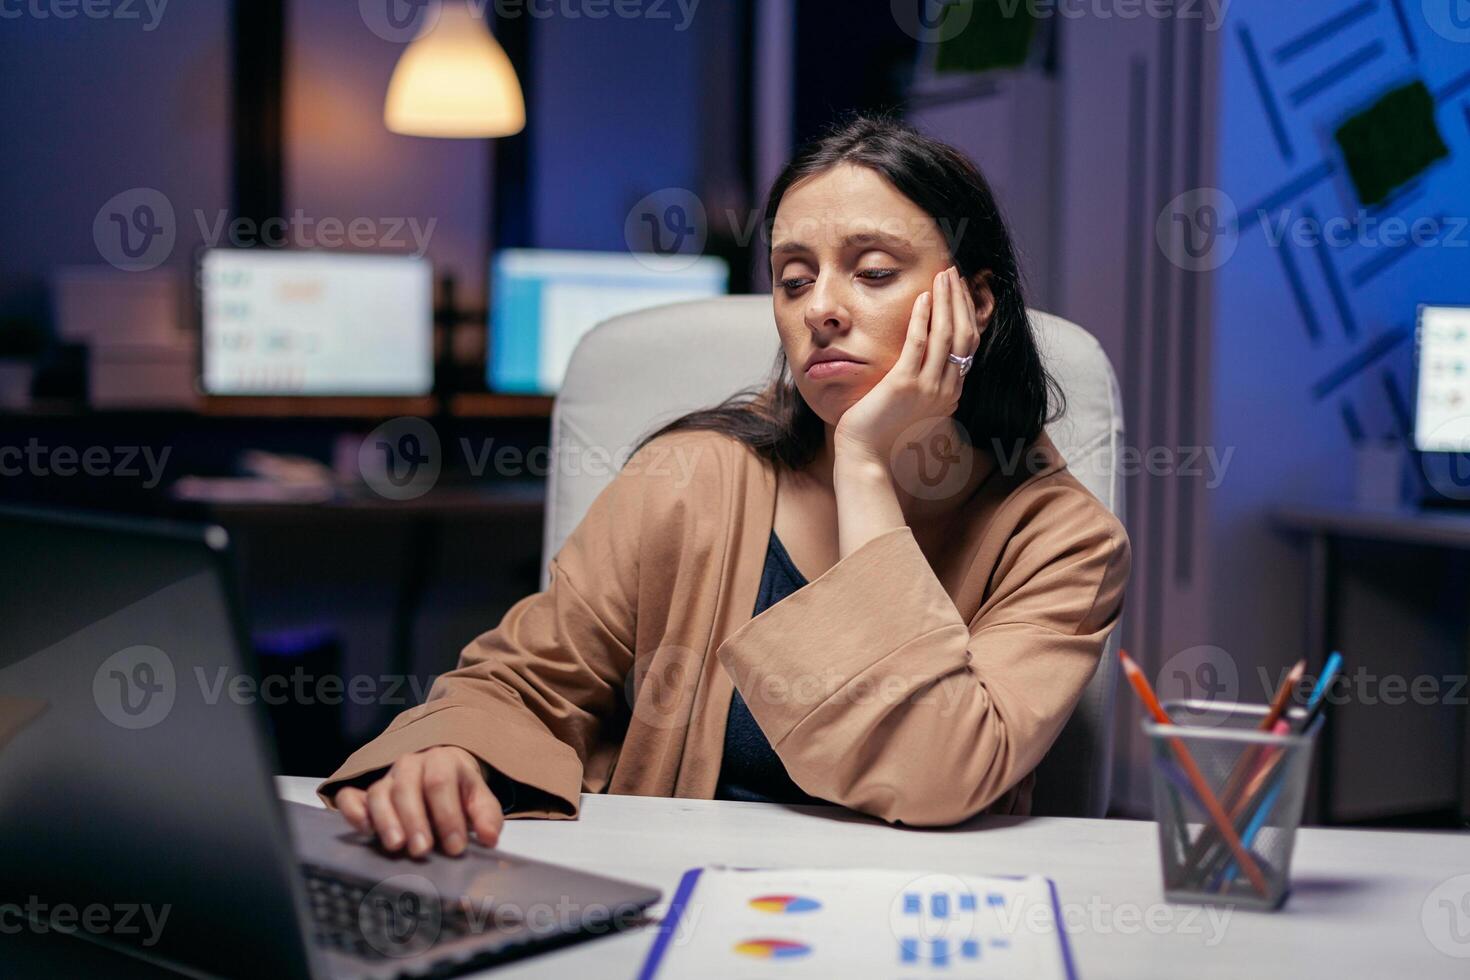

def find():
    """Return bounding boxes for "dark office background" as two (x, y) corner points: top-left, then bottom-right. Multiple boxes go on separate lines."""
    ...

(2, 0), (1468, 825)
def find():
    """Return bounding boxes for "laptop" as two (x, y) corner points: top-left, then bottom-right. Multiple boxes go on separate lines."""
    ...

(0, 505), (660, 978)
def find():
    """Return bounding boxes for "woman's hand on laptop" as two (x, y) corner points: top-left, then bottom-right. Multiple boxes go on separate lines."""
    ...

(334, 746), (504, 858)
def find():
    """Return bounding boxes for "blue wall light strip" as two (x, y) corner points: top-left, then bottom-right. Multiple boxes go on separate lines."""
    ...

(1287, 41), (1385, 107)
(1276, 239), (1323, 343)
(1310, 328), (1410, 399)
(1238, 25), (1295, 162)
(1273, 0), (1378, 65)
(1436, 68), (1470, 105)
(1381, 370), (1415, 440)
(1350, 218), (1444, 288)
(1385, 0), (1418, 61)
(1301, 205), (1358, 340)
(1238, 161), (1336, 233)
(1339, 399), (1366, 443)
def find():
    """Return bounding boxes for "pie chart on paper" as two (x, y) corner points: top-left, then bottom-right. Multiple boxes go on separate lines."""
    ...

(748, 894), (823, 914)
(733, 938), (812, 959)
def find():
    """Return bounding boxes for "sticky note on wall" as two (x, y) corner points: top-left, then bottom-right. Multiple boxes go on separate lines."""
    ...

(935, 0), (1038, 74)
(1334, 80), (1450, 207)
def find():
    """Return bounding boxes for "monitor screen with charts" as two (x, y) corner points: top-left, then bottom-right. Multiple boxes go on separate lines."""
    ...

(1414, 304), (1470, 453)
(488, 249), (729, 394)
(200, 249), (434, 396)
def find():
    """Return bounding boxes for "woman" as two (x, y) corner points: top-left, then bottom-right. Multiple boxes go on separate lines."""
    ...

(322, 115), (1131, 856)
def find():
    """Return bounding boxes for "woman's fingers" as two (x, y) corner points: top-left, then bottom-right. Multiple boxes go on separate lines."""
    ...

(895, 288), (933, 377)
(422, 753), (470, 856)
(365, 777), (406, 852)
(332, 748), (501, 859)
(335, 787), (371, 835)
(388, 755), (436, 857)
(950, 267), (978, 360)
(919, 267), (957, 389)
(460, 761), (505, 848)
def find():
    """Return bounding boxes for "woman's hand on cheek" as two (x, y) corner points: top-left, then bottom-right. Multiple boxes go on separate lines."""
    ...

(832, 265), (975, 466)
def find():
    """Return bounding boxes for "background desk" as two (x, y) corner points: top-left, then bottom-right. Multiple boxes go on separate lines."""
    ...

(1273, 504), (1470, 825)
(280, 777), (1470, 979)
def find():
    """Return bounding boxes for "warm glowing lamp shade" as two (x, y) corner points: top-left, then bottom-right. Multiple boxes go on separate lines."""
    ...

(384, 6), (525, 138)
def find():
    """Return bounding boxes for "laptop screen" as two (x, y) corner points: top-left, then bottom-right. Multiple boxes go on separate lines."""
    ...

(488, 248), (728, 395)
(1413, 304), (1470, 453)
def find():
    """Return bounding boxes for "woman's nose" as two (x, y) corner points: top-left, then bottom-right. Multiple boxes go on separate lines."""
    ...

(803, 274), (850, 336)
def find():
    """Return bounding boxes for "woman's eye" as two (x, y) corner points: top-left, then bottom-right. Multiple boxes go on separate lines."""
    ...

(776, 269), (894, 291)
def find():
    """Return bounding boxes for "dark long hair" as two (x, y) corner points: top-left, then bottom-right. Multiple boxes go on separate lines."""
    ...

(631, 112), (1062, 471)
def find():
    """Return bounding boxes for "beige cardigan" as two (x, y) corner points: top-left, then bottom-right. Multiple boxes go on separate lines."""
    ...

(320, 427), (1131, 827)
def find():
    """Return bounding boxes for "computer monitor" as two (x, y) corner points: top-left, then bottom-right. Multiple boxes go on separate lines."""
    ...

(1413, 304), (1470, 453)
(488, 248), (729, 394)
(199, 249), (434, 396)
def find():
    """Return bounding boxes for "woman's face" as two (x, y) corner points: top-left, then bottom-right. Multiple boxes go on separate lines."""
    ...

(769, 163), (984, 428)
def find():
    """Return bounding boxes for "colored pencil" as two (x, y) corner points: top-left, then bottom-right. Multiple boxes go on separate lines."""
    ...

(1208, 653), (1343, 889)
(1119, 650), (1270, 897)
(1155, 755), (1199, 868)
(1181, 659), (1305, 876)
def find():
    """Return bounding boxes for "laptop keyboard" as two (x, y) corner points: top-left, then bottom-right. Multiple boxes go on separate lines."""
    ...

(301, 863), (476, 962)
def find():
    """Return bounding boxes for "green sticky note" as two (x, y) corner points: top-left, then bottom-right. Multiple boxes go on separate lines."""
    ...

(1334, 80), (1450, 207)
(935, 0), (1038, 75)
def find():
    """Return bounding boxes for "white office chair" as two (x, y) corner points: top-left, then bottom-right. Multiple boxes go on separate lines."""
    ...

(541, 295), (1127, 818)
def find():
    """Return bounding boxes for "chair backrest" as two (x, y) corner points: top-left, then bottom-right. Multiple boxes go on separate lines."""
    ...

(543, 295), (1126, 817)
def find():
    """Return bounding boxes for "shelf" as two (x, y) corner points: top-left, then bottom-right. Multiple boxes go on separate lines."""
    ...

(201, 396), (438, 418)
(450, 392), (554, 417)
(5, 392), (554, 421)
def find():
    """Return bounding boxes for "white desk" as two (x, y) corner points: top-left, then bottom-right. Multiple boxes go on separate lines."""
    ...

(279, 777), (1469, 979)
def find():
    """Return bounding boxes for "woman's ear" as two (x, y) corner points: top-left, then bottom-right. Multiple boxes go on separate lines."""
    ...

(968, 270), (997, 332)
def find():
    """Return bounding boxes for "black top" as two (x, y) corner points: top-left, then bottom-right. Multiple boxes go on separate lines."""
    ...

(713, 529), (831, 806)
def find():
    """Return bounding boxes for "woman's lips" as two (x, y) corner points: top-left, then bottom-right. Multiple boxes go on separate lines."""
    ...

(806, 359), (865, 380)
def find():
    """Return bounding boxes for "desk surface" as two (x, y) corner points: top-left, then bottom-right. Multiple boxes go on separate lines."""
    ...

(278, 777), (1470, 979)
(1274, 502), (1470, 548)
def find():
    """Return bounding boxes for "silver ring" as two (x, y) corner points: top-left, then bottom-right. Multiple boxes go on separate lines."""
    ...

(947, 352), (974, 376)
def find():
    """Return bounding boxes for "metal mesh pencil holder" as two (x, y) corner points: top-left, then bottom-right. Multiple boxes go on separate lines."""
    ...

(1142, 699), (1322, 911)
